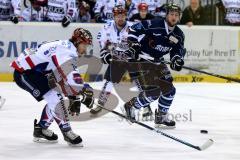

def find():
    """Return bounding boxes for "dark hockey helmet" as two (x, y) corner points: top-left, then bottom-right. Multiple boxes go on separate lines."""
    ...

(138, 3), (148, 11)
(71, 28), (93, 46)
(166, 3), (181, 15)
(112, 5), (127, 16)
(29, 0), (48, 7)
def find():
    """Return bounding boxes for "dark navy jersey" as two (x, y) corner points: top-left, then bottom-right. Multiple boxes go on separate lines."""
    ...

(128, 18), (186, 61)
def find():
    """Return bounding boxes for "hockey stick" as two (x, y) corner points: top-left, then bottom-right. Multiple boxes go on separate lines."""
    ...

(97, 104), (213, 151)
(138, 54), (240, 83)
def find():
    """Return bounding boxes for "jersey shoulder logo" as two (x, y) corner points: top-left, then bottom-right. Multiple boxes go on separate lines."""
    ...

(169, 35), (179, 44)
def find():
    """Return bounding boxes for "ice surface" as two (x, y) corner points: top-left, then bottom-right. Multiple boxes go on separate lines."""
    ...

(0, 82), (240, 160)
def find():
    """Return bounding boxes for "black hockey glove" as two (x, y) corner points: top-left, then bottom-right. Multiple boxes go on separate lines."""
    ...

(100, 49), (112, 64)
(10, 15), (19, 24)
(170, 55), (184, 71)
(95, 13), (105, 23)
(68, 96), (81, 116)
(80, 84), (94, 109)
(124, 41), (141, 60)
(61, 15), (71, 27)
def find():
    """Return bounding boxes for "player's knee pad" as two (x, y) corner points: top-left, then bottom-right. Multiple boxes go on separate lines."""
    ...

(43, 89), (63, 111)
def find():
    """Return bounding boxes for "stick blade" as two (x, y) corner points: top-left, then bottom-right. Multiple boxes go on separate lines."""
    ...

(198, 139), (214, 151)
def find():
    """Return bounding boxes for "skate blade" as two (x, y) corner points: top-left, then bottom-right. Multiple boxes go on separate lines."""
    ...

(33, 137), (58, 143)
(154, 124), (176, 129)
(67, 142), (83, 147)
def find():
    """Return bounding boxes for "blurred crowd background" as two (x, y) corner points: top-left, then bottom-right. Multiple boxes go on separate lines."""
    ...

(0, 0), (239, 26)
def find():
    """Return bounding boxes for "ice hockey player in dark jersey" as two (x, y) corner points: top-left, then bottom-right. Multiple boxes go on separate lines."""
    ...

(129, 3), (155, 22)
(123, 3), (186, 128)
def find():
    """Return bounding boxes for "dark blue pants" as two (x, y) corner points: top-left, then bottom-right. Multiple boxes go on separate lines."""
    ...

(14, 70), (51, 101)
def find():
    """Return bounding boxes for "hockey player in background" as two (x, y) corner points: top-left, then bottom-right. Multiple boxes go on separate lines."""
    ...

(129, 3), (155, 22)
(123, 4), (186, 128)
(10, 28), (94, 146)
(0, 0), (21, 23)
(90, 5), (153, 121)
(0, 96), (6, 109)
(44, 0), (77, 27)
(90, 5), (133, 114)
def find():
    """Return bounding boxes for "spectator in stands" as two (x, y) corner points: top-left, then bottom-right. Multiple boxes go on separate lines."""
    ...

(216, 0), (240, 26)
(129, 3), (154, 22)
(134, 0), (161, 16)
(22, 0), (48, 22)
(94, 0), (125, 23)
(0, 0), (21, 24)
(125, 0), (138, 20)
(180, 0), (206, 26)
(155, 3), (168, 19)
(75, 1), (91, 22)
(43, 0), (77, 27)
(84, 0), (96, 21)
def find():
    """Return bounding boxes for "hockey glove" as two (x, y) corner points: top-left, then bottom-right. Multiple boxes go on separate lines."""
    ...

(10, 15), (19, 24)
(81, 84), (94, 109)
(95, 13), (105, 23)
(170, 55), (184, 71)
(124, 41), (141, 60)
(68, 96), (81, 116)
(100, 49), (112, 64)
(62, 15), (71, 27)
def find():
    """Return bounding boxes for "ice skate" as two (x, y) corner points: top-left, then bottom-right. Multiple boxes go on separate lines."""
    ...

(62, 130), (83, 147)
(33, 119), (58, 143)
(154, 109), (176, 129)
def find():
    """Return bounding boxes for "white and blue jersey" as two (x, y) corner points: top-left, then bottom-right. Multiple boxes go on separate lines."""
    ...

(128, 18), (185, 61)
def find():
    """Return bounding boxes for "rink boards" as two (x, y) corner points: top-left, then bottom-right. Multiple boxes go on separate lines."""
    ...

(0, 22), (240, 82)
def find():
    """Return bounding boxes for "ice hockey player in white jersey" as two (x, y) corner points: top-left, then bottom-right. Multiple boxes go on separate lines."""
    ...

(90, 5), (133, 114)
(22, 0), (48, 22)
(10, 28), (94, 146)
(45, 0), (77, 27)
(0, 96), (6, 109)
(0, 0), (21, 23)
(94, 0), (126, 23)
